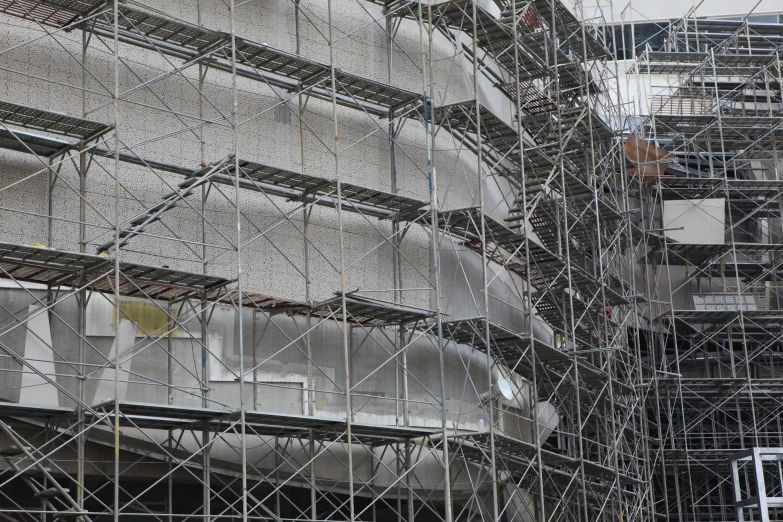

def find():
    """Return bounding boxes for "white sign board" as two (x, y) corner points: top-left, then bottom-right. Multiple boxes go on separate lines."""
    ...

(663, 198), (725, 245)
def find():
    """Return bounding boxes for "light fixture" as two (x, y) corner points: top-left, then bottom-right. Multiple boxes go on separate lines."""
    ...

(480, 377), (514, 402)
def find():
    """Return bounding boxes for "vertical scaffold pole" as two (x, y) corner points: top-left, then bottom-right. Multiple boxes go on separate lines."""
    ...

(326, 2), (355, 520)
(509, 2), (547, 521)
(470, 1), (500, 520)
(227, 2), (247, 522)
(112, 2), (121, 522)
(416, 2), (451, 521)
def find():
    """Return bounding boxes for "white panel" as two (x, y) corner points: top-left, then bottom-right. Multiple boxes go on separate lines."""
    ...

(86, 295), (115, 337)
(535, 401), (560, 443)
(207, 332), (233, 381)
(92, 320), (136, 405)
(20, 305), (58, 406)
(664, 198), (725, 244)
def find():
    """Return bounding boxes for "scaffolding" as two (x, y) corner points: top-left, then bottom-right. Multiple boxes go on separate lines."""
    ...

(0, 1), (649, 522)
(630, 9), (783, 522)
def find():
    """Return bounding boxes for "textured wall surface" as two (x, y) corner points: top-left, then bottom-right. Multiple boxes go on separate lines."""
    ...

(0, 0), (534, 423)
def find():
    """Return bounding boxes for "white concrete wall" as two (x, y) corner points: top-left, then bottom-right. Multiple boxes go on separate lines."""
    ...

(0, 0), (546, 506)
(0, 0), (528, 310)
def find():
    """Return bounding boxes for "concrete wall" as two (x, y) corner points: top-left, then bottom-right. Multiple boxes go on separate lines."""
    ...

(0, 0), (523, 304)
(0, 0), (545, 507)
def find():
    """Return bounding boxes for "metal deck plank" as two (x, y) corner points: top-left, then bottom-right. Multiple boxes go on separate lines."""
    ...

(0, 242), (231, 301)
(0, 402), (75, 419)
(93, 401), (433, 443)
(313, 293), (435, 327)
(0, 0), (104, 27)
(0, 100), (110, 141)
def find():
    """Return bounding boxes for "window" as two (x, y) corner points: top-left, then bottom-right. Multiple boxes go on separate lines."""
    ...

(597, 12), (783, 60)
(747, 14), (779, 24)
(598, 22), (668, 59)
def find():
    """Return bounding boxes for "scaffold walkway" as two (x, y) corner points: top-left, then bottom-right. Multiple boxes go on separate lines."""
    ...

(97, 156), (426, 253)
(0, 242), (230, 300)
(91, 400), (435, 445)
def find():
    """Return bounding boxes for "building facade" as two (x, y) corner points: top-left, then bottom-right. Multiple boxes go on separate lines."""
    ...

(8, 0), (781, 521)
